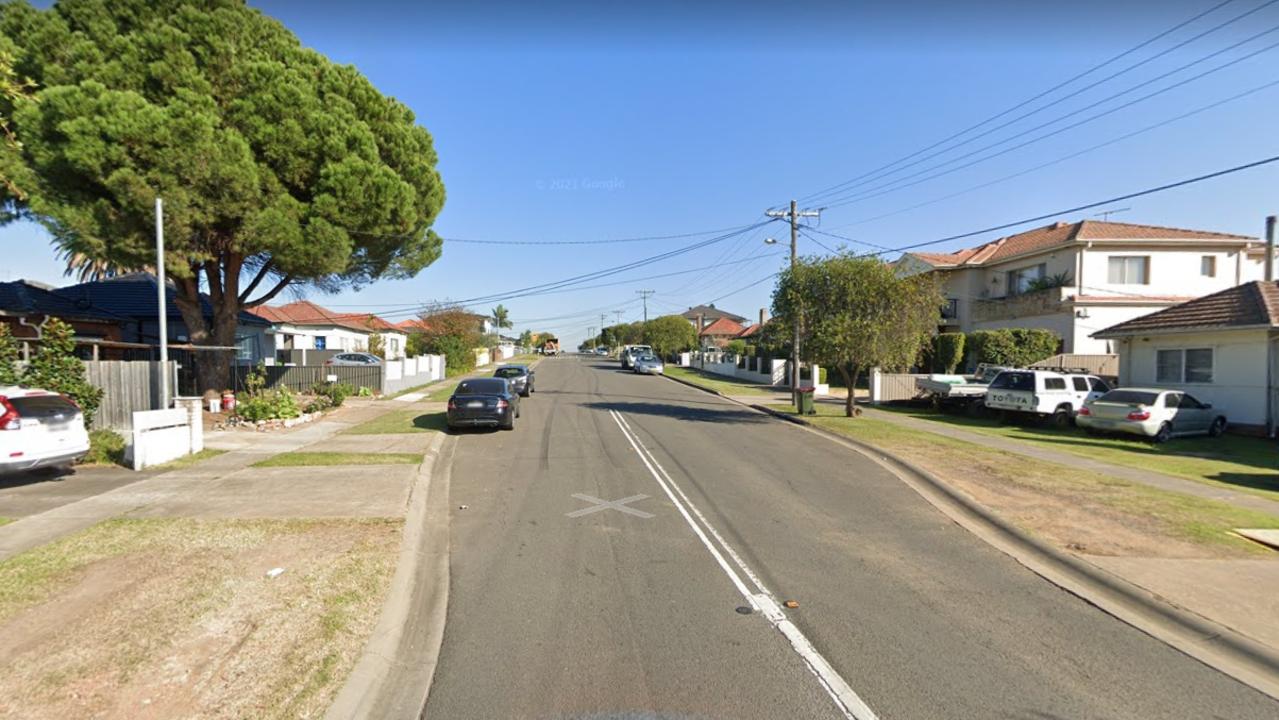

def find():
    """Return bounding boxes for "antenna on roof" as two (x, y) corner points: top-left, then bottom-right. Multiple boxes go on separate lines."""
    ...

(1093, 207), (1131, 221)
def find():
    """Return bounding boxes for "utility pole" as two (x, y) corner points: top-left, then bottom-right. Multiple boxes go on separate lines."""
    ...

(600, 313), (608, 347)
(765, 200), (821, 401)
(155, 198), (170, 410)
(614, 310), (624, 325)
(636, 290), (655, 324)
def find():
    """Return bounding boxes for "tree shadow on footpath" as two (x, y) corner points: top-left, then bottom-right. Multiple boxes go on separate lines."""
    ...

(412, 412), (450, 431)
(582, 400), (771, 425)
(1208, 472), (1279, 496)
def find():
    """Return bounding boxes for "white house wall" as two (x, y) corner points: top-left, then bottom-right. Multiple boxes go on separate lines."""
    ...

(1079, 245), (1262, 297)
(1114, 328), (1269, 427)
(268, 324), (370, 353)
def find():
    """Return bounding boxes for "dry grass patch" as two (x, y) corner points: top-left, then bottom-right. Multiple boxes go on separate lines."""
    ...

(252, 451), (420, 467)
(0, 517), (402, 720)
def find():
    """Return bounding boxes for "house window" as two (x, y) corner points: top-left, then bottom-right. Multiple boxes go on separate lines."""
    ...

(390, 338), (400, 354)
(1107, 256), (1149, 284)
(1200, 256), (1216, 277)
(314, 336), (327, 350)
(234, 335), (256, 362)
(1007, 263), (1046, 295)
(1156, 348), (1213, 384)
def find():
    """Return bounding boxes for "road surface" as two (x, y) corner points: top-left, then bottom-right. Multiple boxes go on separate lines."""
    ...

(422, 356), (1278, 719)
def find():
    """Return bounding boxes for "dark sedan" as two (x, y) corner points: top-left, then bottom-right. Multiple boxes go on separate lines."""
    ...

(494, 364), (535, 397)
(447, 377), (521, 431)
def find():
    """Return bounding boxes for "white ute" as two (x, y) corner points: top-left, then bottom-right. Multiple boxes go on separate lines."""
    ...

(983, 369), (1111, 427)
(0, 387), (91, 474)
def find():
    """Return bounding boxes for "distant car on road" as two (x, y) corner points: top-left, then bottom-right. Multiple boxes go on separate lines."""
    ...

(447, 378), (521, 431)
(632, 353), (665, 375)
(620, 344), (652, 369)
(494, 364), (535, 397)
(595, 347), (609, 356)
(323, 352), (382, 367)
(1077, 388), (1227, 442)
(0, 387), (90, 474)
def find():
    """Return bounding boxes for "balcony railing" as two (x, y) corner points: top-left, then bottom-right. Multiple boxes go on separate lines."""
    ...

(973, 286), (1071, 323)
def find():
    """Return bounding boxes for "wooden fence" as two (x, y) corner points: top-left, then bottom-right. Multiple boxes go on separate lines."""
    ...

(870, 370), (929, 404)
(85, 360), (177, 431)
(233, 364), (384, 394)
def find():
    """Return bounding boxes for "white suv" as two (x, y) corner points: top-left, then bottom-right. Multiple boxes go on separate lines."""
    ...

(983, 370), (1111, 427)
(0, 387), (91, 474)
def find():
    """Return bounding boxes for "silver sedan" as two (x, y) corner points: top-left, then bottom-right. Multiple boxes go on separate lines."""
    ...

(632, 354), (665, 375)
(1076, 388), (1227, 443)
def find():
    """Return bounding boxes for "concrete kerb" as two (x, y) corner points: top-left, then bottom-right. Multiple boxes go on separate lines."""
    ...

(325, 431), (454, 720)
(660, 372), (1279, 701)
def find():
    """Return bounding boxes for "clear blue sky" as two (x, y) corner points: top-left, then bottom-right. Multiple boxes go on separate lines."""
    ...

(5, 0), (1278, 346)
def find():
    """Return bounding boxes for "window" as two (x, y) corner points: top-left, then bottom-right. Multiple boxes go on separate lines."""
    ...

(1007, 263), (1046, 295)
(1156, 348), (1213, 383)
(1089, 378), (1111, 393)
(1071, 377), (1089, 392)
(314, 336), (327, 350)
(1181, 394), (1207, 409)
(1107, 256), (1149, 284)
(1200, 256), (1216, 277)
(1163, 393), (1182, 409)
(234, 334), (256, 361)
(990, 371), (1033, 390)
(1043, 377), (1067, 390)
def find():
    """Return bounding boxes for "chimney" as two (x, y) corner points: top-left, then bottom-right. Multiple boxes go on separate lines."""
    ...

(1266, 215), (1276, 283)
(759, 308), (768, 327)
(696, 313), (705, 332)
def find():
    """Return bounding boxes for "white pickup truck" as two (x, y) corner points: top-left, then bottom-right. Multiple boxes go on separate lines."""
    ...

(983, 369), (1112, 427)
(915, 364), (1011, 414)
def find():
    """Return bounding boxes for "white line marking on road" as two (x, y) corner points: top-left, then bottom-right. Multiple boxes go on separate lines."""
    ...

(566, 493), (655, 519)
(607, 409), (879, 720)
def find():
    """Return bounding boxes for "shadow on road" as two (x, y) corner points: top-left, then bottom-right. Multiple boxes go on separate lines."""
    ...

(582, 400), (770, 425)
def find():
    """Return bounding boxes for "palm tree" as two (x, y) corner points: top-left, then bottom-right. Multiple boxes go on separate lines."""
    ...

(491, 304), (513, 331)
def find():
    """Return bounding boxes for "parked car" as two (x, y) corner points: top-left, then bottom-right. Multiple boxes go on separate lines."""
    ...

(984, 369), (1110, 426)
(323, 352), (382, 366)
(632, 353), (665, 375)
(915, 363), (1012, 415)
(0, 387), (91, 474)
(1077, 388), (1227, 442)
(494, 364), (535, 397)
(446, 377), (521, 431)
(595, 347), (609, 356)
(620, 344), (652, 369)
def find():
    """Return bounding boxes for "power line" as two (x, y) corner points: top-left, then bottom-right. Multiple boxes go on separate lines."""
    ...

(796, 228), (840, 255)
(798, 0), (1255, 205)
(870, 152), (1279, 257)
(797, 225), (895, 252)
(437, 223), (759, 246)
(821, 21), (1279, 210)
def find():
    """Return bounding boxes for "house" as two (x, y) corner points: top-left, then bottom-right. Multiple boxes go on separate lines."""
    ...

(395, 311), (495, 337)
(680, 304), (747, 329)
(698, 317), (747, 348)
(52, 273), (272, 363)
(248, 301), (407, 361)
(1092, 280), (1279, 434)
(898, 220), (1268, 354)
(0, 279), (129, 357)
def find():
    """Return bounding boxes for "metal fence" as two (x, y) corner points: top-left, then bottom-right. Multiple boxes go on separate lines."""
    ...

(233, 365), (384, 394)
(85, 360), (177, 431)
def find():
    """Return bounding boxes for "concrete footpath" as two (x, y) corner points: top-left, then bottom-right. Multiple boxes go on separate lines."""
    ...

(664, 379), (1279, 681)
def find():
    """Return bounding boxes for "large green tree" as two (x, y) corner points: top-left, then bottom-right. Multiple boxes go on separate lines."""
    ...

(644, 315), (697, 357)
(0, 0), (445, 390)
(491, 304), (512, 332)
(773, 255), (942, 417)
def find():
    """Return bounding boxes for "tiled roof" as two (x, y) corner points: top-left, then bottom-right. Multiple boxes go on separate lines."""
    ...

(1094, 281), (1279, 336)
(248, 301), (400, 333)
(907, 220), (1253, 268)
(53, 273), (269, 325)
(699, 317), (746, 337)
(0, 280), (125, 322)
(681, 304), (747, 323)
(736, 323), (762, 338)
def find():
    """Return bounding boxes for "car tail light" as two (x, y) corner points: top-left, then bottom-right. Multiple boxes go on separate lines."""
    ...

(1078, 406), (1090, 416)
(496, 399), (509, 410)
(0, 396), (20, 431)
(1127, 409), (1151, 421)
(447, 398), (457, 410)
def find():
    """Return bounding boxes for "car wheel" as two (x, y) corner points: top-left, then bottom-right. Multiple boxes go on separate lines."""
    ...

(1153, 422), (1172, 444)
(1208, 417), (1227, 437)
(1049, 405), (1072, 429)
(502, 418), (515, 431)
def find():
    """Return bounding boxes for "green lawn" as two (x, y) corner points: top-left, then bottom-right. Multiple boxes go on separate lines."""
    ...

(341, 410), (447, 435)
(769, 403), (1279, 554)
(874, 405), (1279, 503)
(152, 449), (226, 470)
(664, 366), (780, 397)
(252, 452), (421, 468)
(0, 518), (11, 529)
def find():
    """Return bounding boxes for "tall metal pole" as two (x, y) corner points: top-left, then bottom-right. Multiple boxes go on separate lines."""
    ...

(155, 197), (170, 409)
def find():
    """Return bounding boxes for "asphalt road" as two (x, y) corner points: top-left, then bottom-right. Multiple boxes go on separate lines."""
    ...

(422, 356), (1279, 720)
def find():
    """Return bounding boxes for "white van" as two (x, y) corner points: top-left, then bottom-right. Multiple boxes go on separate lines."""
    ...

(984, 370), (1111, 427)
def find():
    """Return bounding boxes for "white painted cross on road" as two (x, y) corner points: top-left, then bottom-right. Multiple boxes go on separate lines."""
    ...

(566, 493), (655, 519)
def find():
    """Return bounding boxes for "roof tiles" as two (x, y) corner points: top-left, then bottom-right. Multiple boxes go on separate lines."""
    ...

(1094, 281), (1279, 336)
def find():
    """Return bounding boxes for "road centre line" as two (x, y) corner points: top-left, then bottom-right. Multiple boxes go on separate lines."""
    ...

(607, 409), (878, 720)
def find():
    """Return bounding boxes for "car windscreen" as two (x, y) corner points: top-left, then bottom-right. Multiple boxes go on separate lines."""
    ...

(494, 367), (526, 378)
(1099, 390), (1159, 405)
(638, 355), (659, 362)
(9, 395), (79, 418)
(989, 372), (1033, 391)
(455, 379), (507, 395)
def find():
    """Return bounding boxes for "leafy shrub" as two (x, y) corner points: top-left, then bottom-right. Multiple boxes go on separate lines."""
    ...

(422, 334), (475, 375)
(303, 395), (333, 414)
(725, 339), (747, 356)
(967, 328), (1060, 368)
(82, 429), (126, 466)
(0, 324), (20, 386)
(311, 381), (353, 408)
(357, 386), (374, 397)
(21, 318), (102, 425)
(933, 333), (965, 373)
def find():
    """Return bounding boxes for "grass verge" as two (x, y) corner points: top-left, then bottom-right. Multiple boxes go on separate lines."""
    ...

(342, 410), (447, 435)
(253, 452), (421, 468)
(770, 403), (1279, 557)
(876, 405), (1279, 503)
(0, 517), (401, 719)
(151, 448), (226, 470)
(664, 366), (779, 397)
(0, 518), (11, 528)
(81, 429), (127, 467)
